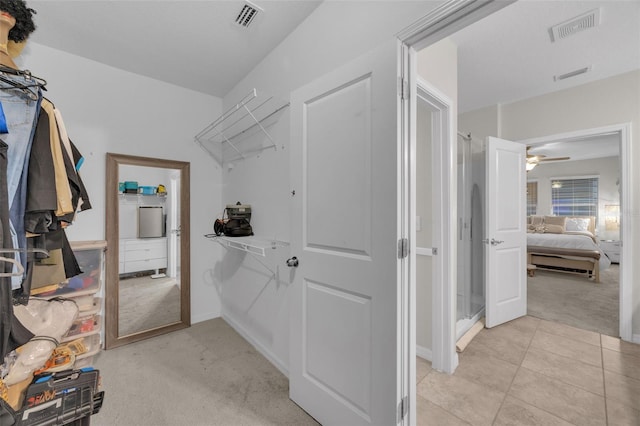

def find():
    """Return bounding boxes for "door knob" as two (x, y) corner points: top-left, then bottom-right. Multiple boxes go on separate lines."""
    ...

(286, 256), (299, 267)
(482, 238), (504, 246)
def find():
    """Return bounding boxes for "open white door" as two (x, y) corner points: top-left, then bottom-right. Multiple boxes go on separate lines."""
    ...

(485, 137), (527, 328)
(289, 39), (402, 425)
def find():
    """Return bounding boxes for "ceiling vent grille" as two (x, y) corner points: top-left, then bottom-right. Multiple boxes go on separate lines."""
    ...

(554, 66), (591, 82)
(235, 1), (262, 28)
(550, 8), (600, 42)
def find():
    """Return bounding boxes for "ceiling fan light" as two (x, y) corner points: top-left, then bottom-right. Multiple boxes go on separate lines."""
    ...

(526, 162), (537, 171)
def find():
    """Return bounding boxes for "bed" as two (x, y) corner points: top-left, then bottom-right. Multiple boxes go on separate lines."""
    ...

(526, 215), (611, 283)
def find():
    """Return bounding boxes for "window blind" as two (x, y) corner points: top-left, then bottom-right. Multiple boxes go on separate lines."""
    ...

(527, 182), (538, 216)
(551, 177), (599, 217)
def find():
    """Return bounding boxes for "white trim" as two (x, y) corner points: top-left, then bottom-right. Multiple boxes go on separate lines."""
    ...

(222, 313), (289, 377)
(397, 0), (515, 50)
(398, 39), (412, 426)
(191, 311), (219, 324)
(548, 174), (599, 180)
(520, 123), (633, 342)
(415, 78), (458, 375)
(633, 334), (640, 345)
(416, 345), (433, 362)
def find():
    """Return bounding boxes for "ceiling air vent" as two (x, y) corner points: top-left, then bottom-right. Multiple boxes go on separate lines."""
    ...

(549, 8), (600, 42)
(554, 66), (591, 82)
(235, 1), (263, 28)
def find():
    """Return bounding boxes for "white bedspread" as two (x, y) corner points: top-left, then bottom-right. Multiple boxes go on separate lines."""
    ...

(527, 232), (611, 270)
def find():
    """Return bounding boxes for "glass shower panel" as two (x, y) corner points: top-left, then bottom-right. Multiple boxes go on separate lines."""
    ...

(456, 133), (486, 333)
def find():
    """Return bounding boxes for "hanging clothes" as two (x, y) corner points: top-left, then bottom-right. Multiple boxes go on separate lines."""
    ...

(0, 70), (92, 357)
(0, 74), (42, 290)
(0, 139), (13, 360)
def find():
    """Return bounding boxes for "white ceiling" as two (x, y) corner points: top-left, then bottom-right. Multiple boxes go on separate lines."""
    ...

(527, 133), (620, 164)
(26, 1), (322, 98)
(24, 1), (640, 105)
(21, 0), (640, 163)
(450, 0), (640, 114)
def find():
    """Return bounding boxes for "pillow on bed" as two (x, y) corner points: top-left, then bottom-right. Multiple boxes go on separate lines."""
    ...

(543, 224), (565, 234)
(566, 217), (591, 232)
(544, 216), (567, 231)
(529, 215), (544, 226)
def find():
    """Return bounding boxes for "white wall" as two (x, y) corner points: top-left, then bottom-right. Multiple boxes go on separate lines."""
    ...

(527, 156), (621, 241)
(219, 1), (446, 373)
(19, 43), (224, 324)
(415, 38), (458, 357)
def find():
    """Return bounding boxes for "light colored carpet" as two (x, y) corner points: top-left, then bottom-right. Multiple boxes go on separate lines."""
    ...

(118, 275), (181, 336)
(92, 318), (319, 426)
(527, 263), (619, 337)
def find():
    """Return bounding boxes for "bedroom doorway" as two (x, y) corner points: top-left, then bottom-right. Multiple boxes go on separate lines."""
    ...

(521, 124), (631, 340)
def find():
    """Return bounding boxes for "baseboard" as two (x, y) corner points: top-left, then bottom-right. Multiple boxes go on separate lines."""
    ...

(191, 310), (220, 324)
(222, 313), (289, 378)
(633, 333), (640, 344)
(416, 345), (433, 362)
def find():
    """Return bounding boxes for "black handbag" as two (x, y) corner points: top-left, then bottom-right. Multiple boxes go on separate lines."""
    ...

(214, 202), (254, 237)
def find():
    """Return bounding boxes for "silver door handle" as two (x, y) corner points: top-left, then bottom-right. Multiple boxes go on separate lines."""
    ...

(286, 256), (299, 267)
(482, 238), (504, 246)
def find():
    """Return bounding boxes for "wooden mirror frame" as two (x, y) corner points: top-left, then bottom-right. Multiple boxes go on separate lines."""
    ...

(105, 153), (191, 349)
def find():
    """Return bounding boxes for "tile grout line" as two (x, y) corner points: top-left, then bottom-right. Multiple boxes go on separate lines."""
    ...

(489, 318), (541, 425)
(415, 366), (473, 426)
(600, 333), (609, 426)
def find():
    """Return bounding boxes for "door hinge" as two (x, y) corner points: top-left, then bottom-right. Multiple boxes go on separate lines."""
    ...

(397, 395), (408, 422)
(397, 77), (408, 100)
(398, 238), (408, 259)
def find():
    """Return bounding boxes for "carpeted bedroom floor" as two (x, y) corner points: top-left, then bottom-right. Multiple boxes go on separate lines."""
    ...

(527, 263), (619, 337)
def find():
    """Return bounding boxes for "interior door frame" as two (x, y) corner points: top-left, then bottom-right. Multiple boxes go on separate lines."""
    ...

(397, 1), (516, 423)
(520, 123), (633, 341)
(414, 79), (457, 374)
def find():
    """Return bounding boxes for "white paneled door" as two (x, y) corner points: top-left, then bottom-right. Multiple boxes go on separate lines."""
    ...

(485, 137), (527, 328)
(289, 39), (401, 425)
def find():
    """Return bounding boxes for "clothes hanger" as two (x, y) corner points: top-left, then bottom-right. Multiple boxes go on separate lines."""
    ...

(0, 247), (49, 277)
(0, 64), (47, 99)
(0, 255), (24, 277)
(0, 64), (47, 86)
(0, 247), (49, 256)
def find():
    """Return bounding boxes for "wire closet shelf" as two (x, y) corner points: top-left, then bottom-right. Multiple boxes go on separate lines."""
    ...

(194, 89), (289, 166)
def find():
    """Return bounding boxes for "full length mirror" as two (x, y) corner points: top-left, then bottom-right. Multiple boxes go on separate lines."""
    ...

(105, 153), (190, 349)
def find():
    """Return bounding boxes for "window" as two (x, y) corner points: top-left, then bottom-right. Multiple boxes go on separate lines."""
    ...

(526, 181), (537, 216)
(551, 177), (599, 217)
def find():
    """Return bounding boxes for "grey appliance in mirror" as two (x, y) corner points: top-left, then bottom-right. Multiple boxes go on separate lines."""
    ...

(105, 153), (190, 349)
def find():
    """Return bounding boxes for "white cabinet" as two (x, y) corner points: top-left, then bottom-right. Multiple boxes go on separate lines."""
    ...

(119, 237), (168, 274)
(599, 240), (621, 263)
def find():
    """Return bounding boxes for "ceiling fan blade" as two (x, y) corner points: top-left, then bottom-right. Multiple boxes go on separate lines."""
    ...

(539, 157), (570, 162)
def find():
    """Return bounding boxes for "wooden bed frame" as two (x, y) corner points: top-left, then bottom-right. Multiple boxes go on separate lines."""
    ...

(526, 216), (601, 282)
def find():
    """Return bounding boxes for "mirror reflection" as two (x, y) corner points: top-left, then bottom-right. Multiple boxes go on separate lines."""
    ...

(105, 153), (190, 349)
(117, 165), (181, 336)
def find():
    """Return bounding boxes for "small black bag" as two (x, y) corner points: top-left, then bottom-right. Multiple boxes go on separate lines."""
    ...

(222, 218), (253, 237)
(214, 202), (253, 237)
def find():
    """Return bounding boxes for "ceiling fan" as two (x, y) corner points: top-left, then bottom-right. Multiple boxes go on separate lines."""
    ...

(526, 146), (570, 171)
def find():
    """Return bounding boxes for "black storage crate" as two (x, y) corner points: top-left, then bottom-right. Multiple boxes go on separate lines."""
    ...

(16, 368), (103, 426)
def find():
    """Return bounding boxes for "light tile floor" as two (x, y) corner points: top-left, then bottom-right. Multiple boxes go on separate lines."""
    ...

(416, 316), (640, 425)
